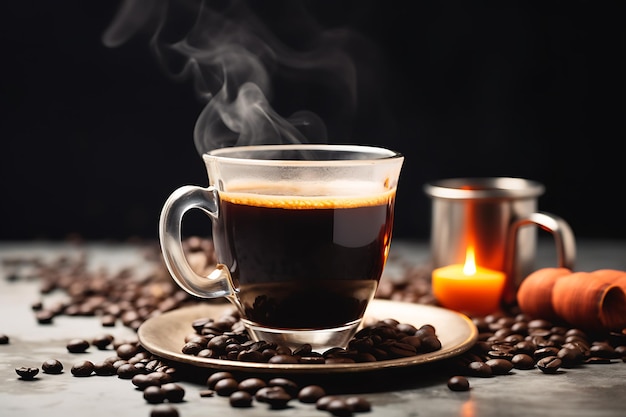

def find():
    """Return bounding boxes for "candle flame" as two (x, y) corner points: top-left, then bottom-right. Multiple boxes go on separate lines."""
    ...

(463, 246), (477, 275)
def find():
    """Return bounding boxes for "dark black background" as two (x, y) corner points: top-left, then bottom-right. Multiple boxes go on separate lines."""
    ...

(1, 1), (624, 242)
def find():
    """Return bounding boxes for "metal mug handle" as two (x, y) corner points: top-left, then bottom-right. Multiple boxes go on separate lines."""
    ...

(502, 211), (576, 306)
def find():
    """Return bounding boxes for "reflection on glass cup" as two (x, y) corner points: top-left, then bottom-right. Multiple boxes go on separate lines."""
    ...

(159, 144), (404, 351)
(424, 177), (576, 310)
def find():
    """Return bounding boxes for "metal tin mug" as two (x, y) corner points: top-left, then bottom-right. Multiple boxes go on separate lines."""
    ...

(423, 177), (576, 307)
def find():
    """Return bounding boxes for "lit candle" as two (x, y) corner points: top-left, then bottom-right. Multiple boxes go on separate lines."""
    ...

(432, 247), (506, 317)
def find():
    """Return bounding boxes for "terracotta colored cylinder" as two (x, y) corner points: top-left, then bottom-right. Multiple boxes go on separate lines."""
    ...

(516, 267), (572, 321)
(552, 271), (626, 331)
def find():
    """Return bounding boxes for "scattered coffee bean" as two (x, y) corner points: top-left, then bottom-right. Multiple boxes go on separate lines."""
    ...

(206, 371), (234, 389)
(92, 334), (114, 350)
(144, 386), (166, 404)
(229, 390), (253, 407)
(35, 310), (54, 324)
(238, 377), (266, 394)
(298, 385), (326, 403)
(0, 334), (9, 344)
(199, 389), (215, 397)
(161, 383), (185, 403)
(267, 377), (299, 397)
(511, 354), (535, 370)
(71, 360), (95, 377)
(150, 404), (179, 417)
(537, 356), (562, 374)
(467, 361), (493, 377)
(214, 377), (239, 396)
(42, 359), (63, 374)
(15, 367), (39, 380)
(117, 363), (139, 379)
(485, 358), (513, 375)
(326, 398), (353, 417)
(346, 396), (372, 412)
(66, 338), (90, 353)
(447, 376), (470, 391)
(94, 361), (117, 376)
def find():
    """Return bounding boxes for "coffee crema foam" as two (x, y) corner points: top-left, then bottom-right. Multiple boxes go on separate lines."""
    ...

(219, 182), (396, 209)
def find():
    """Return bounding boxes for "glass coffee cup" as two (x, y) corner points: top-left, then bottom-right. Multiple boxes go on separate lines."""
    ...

(159, 144), (404, 351)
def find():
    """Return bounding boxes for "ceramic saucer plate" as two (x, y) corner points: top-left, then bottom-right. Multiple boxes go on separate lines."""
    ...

(138, 299), (477, 375)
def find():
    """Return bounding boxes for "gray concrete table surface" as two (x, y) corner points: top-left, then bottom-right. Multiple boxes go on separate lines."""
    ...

(1, 239), (625, 417)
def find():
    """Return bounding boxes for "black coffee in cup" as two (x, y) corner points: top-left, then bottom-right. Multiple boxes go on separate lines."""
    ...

(213, 183), (396, 330)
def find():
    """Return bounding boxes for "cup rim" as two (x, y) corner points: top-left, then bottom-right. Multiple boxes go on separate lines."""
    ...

(423, 177), (545, 200)
(203, 144), (403, 165)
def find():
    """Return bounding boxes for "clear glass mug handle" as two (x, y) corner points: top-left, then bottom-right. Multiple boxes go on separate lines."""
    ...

(503, 211), (577, 305)
(158, 185), (234, 299)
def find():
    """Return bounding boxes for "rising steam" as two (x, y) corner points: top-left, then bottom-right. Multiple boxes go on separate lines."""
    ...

(102, 0), (365, 155)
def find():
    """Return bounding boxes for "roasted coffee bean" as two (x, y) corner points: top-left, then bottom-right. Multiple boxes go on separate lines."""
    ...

(116, 363), (139, 379)
(71, 360), (95, 377)
(486, 358), (514, 375)
(206, 371), (234, 389)
(467, 361), (493, 377)
(15, 366), (39, 380)
(447, 375), (470, 391)
(161, 383), (185, 403)
(326, 398), (353, 417)
(268, 354), (299, 364)
(66, 338), (90, 353)
(214, 377), (239, 396)
(199, 389), (215, 397)
(116, 343), (139, 360)
(93, 361), (116, 376)
(92, 334), (114, 350)
(537, 356), (562, 374)
(150, 404), (179, 417)
(144, 386), (166, 404)
(533, 347), (560, 361)
(255, 386), (292, 409)
(42, 359), (63, 374)
(511, 354), (535, 370)
(420, 335), (442, 352)
(229, 390), (253, 407)
(316, 395), (342, 410)
(0, 334), (9, 344)
(237, 349), (264, 362)
(238, 377), (266, 394)
(346, 396), (372, 412)
(585, 356), (612, 364)
(298, 385), (326, 403)
(35, 310), (55, 324)
(590, 342), (617, 359)
(267, 377), (299, 397)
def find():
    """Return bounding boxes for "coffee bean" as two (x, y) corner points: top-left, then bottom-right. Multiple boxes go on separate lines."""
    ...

(0, 334), (9, 344)
(144, 386), (166, 404)
(92, 334), (114, 350)
(346, 396), (372, 412)
(214, 378), (239, 396)
(467, 361), (493, 377)
(256, 386), (292, 409)
(150, 404), (179, 417)
(298, 385), (326, 403)
(35, 310), (55, 324)
(66, 338), (90, 353)
(161, 383), (185, 403)
(206, 371), (234, 389)
(116, 363), (139, 379)
(238, 377), (266, 394)
(511, 354), (535, 370)
(447, 375), (470, 391)
(268, 354), (299, 364)
(537, 356), (562, 374)
(485, 358), (513, 375)
(42, 359), (63, 374)
(116, 343), (139, 360)
(326, 398), (353, 417)
(267, 377), (299, 397)
(229, 390), (253, 407)
(15, 366), (39, 380)
(71, 360), (95, 377)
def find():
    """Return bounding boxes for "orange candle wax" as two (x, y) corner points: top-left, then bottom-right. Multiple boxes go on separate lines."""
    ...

(432, 261), (506, 317)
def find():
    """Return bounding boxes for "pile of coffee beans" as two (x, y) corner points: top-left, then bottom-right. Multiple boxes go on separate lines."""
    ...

(440, 312), (626, 391)
(202, 370), (371, 415)
(181, 310), (442, 365)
